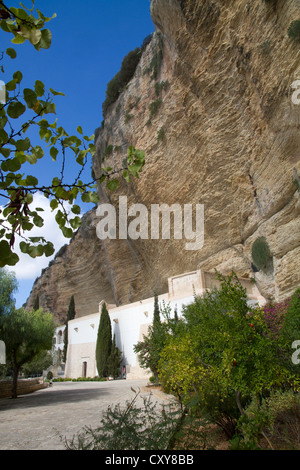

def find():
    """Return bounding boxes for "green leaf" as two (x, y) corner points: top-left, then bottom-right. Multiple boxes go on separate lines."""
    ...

(123, 169), (130, 182)
(5, 79), (17, 91)
(49, 87), (65, 97)
(33, 214), (44, 227)
(31, 145), (44, 160)
(70, 216), (81, 230)
(26, 153), (37, 165)
(34, 28), (52, 50)
(35, 80), (45, 97)
(0, 239), (11, 259)
(0, 116), (7, 130)
(106, 179), (120, 191)
(36, 9), (57, 23)
(71, 204), (81, 215)
(13, 71), (23, 83)
(7, 101), (26, 119)
(44, 102), (56, 114)
(0, 147), (10, 158)
(61, 226), (73, 238)
(15, 137), (31, 151)
(0, 240), (19, 267)
(25, 193), (33, 204)
(44, 242), (55, 257)
(11, 34), (26, 45)
(77, 125), (83, 134)
(23, 88), (38, 108)
(50, 146), (58, 161)
(25, 175), (38, 186)
(28, 237), (44, 243)
(6, 47), (17, 59)
(1, 157), (21, 172)
(19, 242), (29, 254)
(50, 199), (58, 210)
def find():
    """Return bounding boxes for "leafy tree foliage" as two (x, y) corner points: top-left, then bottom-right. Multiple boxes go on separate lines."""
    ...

(0, 266), (17, 317)
(0, 306), (56, 397)
(134, 300), (176, 382)
(107, 334), (122, 378)
(135, 272), (300, 442)
(102, 47), (142, 117)
(251, 236), (273, 273)
(0, 1), (145, 268)
(288, 20), (300, 43)
(64, 389), (183, 450)
(95, 302), (112, 377)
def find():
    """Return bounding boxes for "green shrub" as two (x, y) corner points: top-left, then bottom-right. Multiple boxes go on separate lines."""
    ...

(145, 33), (163, 80)
(102, 48), (141, 116)
(46, 370), (53, 380)
(124, 110), (134, 124)
(288, 20), (300, 43)
(149, 99), (162, 117)
(155, 80), (169, 97)
(233, 390), (300, 450)
(157, 128), (165, 142)
(103, 145), (113, 158)
(64, 390), (183, 450)
(251, 236), (273, 273)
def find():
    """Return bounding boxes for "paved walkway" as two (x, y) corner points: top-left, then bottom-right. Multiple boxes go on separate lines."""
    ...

(0, 379), (166, 450)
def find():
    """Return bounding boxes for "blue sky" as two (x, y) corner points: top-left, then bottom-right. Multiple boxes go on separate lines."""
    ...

(1, 0), (155, 307)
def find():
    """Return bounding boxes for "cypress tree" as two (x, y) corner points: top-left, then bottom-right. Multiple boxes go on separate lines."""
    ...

(63, 295), (76, 363)
(108, 334), (122, 378)
(96, 303), (112, 377)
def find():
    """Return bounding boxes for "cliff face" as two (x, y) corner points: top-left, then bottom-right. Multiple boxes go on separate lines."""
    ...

(26, 0), (300, 321)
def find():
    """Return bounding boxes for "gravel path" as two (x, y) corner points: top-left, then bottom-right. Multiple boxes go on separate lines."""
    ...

(0, 379), (156, 450)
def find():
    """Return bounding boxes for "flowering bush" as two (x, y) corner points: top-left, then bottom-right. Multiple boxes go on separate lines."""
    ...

(263, 297), (291, 340)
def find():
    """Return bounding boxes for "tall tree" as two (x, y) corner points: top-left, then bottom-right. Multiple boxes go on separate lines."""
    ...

(108, 334), (122, 379)
(0, 268), (18, 318)
(63, 295), (76, 363)
(1, 307), (56, 398)
(95, 303), (112, 377)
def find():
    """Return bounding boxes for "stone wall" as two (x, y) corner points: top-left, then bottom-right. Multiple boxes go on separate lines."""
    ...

(0, 378), (48, 399)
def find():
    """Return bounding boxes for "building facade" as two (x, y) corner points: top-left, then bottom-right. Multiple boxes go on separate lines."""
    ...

(64, 270), (266, 380)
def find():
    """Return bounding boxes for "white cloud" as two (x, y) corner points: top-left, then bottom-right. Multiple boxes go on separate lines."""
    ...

(5, 192), (74, 280)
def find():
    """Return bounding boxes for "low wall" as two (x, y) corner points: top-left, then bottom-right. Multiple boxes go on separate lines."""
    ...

(0, 378), (48, 398)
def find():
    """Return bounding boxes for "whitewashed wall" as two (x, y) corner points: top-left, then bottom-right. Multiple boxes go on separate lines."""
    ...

(64, 270), (266, 379)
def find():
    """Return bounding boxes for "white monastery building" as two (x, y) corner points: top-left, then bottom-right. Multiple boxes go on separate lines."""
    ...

(64, 270), (266, 380)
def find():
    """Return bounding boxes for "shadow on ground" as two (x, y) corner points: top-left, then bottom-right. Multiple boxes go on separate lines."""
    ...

(0, 383), (112, 411)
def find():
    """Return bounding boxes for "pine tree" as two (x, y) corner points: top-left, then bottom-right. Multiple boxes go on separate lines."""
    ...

(63, 295), (76, 363)
(108, 334), (122, 378)
(96, 303), (112, 377)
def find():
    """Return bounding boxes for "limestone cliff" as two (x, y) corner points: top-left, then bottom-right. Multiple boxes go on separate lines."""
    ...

(26, 0), (300, 321)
